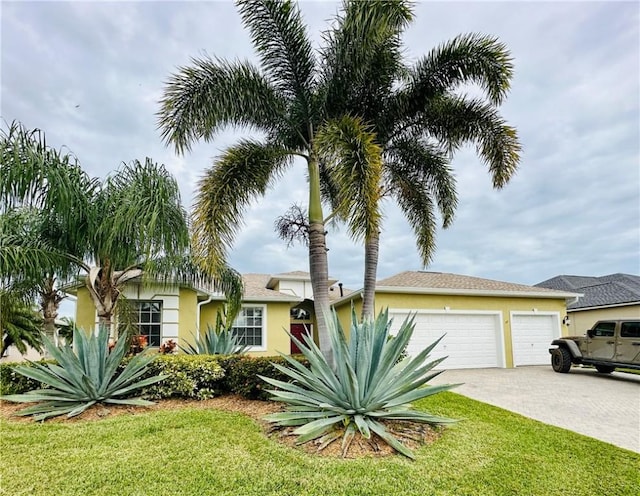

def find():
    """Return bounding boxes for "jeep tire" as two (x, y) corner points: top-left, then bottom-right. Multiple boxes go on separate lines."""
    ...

(551, 347), (572, 373)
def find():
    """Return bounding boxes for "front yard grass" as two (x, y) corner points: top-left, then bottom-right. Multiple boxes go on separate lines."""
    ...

(1, 392), (638, 496)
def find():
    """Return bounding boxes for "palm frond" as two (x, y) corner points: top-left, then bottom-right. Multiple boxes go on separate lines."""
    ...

(385, 145), (446, 267)
(158, 57), (286, 154)
(407, 33), (514, 107)
(315, 116), (383, 241)
(236, 0), (315, 107)
(417, 95), (521, 188)
(387, 135), (458, 228)
(191, 140), (294, 273)
(102, 158), (189, 264)
(0, 291), (43, 355)
(319, 0), (412, 121)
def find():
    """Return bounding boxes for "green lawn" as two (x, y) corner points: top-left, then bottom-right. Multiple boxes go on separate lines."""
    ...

(1, 393), (638, 496)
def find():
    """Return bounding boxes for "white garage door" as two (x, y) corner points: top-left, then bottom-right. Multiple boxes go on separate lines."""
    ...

(389, 311), (504, 369)
(511, 313), (560, 366)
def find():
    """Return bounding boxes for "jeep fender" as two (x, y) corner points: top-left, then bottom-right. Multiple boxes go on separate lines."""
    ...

(550, 339), (582, 359)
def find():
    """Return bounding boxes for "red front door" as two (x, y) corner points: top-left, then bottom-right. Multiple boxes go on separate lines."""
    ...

(290, 324), (311, 354)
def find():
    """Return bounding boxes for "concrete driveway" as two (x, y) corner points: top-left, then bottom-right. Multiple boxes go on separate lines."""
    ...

(429, 366), (640, 453)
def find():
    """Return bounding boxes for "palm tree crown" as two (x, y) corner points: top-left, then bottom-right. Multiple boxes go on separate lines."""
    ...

(317, 1), (521, 318)
(158, 0), (387, 364)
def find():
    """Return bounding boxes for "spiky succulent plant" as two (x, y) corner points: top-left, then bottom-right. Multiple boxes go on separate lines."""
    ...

(1, 325), (166, 421)
(262, 310), (458, 458)
(181, 324), (249, 355)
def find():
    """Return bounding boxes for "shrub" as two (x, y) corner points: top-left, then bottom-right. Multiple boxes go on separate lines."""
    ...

(219, 354), (310, 400)
(131, 354), (225, 400)
(0, 361), (47, 395)
(262, 310), (458, 459)
(0, 326), (166, 420)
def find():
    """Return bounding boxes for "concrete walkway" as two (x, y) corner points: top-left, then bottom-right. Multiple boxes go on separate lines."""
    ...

(429, 366), (640, 453)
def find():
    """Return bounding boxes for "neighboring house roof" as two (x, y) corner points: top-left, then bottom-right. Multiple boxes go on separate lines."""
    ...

(332, 271), (580, 305)
(535, 273), (640, 310)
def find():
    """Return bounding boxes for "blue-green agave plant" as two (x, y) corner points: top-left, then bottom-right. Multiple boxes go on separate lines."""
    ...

(181, 324), (249, 355)
(261, 310), (459, 458)
(1, 325), (166, 421)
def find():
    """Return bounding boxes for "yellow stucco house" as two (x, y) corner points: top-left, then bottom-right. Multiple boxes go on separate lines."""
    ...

(71, 271), (338, 358)
(68, 269), (579, 369)
(332, 271), (580, 369)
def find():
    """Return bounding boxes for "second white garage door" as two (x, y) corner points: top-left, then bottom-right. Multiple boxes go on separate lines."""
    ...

(511, 313), (560, 366)
(388, 311), (504, 369)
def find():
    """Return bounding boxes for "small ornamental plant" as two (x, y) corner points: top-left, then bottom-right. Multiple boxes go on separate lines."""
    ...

(159, 339), (178, 354)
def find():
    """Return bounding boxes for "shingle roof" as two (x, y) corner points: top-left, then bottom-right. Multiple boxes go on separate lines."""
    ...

(535, 273), (640, 309)
(271, 270), (311, 278)
(241, 273), (302, 301)
(377, 271), (567, 295)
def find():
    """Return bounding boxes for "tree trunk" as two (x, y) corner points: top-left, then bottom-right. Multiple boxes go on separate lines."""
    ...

(39, 276), (64, 343)
(85, 265), (117, 336)
(307, 153), (333, 367)
(361, 232), (379, 321)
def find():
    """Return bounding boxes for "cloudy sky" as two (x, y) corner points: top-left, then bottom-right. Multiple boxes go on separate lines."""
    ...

(2, 0), (639, 298)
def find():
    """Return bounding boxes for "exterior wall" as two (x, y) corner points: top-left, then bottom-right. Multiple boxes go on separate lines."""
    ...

(75, 283), (194, 348)
(275, 280), (314, 299)
(333, 292), (568, 368)
(0, 344), (43, 363)
(75, 286), (96, 333)
(199, 300), (293, 357)
(121, 284), (181, 345)
(178, 288), (199, 349)
(567, 305), (640, 336)
(260, 302), (292, 357)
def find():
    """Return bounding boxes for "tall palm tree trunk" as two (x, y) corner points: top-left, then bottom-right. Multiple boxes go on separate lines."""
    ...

(307, 154), (333, 367)
(361, 233), (380, 320)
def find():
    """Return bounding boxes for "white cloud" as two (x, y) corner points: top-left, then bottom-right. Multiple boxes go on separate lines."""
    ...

(2, 0), (638, 304)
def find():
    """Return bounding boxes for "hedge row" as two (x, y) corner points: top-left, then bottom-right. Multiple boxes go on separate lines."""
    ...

(0, 354), (310, 401)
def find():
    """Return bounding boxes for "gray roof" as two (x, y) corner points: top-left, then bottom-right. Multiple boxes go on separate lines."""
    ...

(535, 273), (640, 309)
(331, 271), (578, 306)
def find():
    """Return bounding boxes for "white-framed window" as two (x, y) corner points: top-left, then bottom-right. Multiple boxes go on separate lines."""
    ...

(128, 301), (163, 347)
(232, 305), (266, 349)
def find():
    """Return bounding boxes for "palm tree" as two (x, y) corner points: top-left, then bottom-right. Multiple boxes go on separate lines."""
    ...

(1, 122), (243, 336)
(0, 290), (43, 357)
(318, 1), (521, 318)
(158, 0), (385, 364)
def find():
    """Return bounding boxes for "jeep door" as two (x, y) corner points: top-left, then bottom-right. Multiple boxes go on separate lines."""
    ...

(587, 321), (616, 360)
(616, 321), (640, 364)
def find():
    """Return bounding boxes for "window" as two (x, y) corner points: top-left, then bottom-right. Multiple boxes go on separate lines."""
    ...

(127, 301), (162, 347)
(621, 322), (640, 338)
(232, 307), (264, 348)
(593, 321), (615, 337)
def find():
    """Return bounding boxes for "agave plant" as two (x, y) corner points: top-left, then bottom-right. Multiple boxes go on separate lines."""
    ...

(181, 324), (249, 355)
(261, 310), (458, 459)
(0, 325), (166, 421)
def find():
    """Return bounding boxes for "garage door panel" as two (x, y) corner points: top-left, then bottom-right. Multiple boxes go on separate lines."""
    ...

(390, 312), (503, 369)
(512, 314), (559, 366)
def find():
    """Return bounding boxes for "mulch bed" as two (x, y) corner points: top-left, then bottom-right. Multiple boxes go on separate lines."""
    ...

(0, 396), (443, 458)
